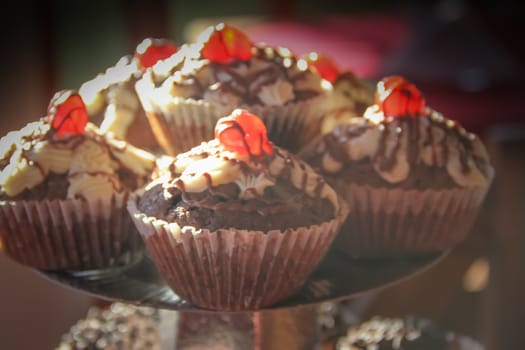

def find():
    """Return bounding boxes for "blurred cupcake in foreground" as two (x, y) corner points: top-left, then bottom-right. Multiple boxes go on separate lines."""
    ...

(57, 303), (160, 350)
(302, 76), (494, 258)
(79, 38), (178, 152)
(336, 316), (484, 350)
(0, 90), (156, 270)
(136, 23), (333, 155)
(128, 109), (346, 311)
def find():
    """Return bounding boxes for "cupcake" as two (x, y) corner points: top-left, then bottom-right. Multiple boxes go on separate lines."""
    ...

(0, 90), (156, 270)
(128, 109), (346, 311)
(301, 52), (374, 135)
(135, 23), (332, 155)
(336, 316), (484, 350)
(302, 76), (494, 258)
(79, 37), (178, 152)
(56, 303), (160, 350)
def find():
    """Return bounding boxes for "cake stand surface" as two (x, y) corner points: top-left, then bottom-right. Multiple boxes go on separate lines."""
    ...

(38, 248), (446, 349)
(39, 247), (445, 311)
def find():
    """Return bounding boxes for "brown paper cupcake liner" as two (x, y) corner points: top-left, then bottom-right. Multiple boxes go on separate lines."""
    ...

(127, 195), (345, 311)
(333, 182), (491, 258)
(136, 70), (328, 155)
(144, 99), (221, 155)
(0, 192), (144, 270)
(144, 97), (325, 155)
(248, 95), (326, 153)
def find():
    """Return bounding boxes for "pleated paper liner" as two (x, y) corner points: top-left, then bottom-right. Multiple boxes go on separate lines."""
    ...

(144, 99), (220, 156)
(136, 71), (327, 155)
(248, 95), (326, 153)
(144, 98), (325, 155)
(332, 182), (491, 258)
(127, 195), (346, 311)
(0, 192), (144, 271)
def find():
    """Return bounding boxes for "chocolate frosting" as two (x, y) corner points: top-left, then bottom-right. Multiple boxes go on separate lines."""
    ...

(304, 107), (494, 189)
(136, 44), (330, 119)
(138, 139), (340, 231)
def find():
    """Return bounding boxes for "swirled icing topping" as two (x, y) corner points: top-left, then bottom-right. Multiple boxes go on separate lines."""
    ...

(0, 91), (156, 202)
(136, 24), (330, 118)
(141, 110), (340, 226)
(306, 77), (493, 188)
(321, 71), (374, 134)
(79, 38), (178, 145)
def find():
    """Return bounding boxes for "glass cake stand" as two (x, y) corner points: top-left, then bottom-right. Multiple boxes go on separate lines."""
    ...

(38, 246), (446, 349)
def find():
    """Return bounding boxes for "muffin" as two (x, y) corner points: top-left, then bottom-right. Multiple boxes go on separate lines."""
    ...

(79, 37), (178, 152)
(336, 316), (484, 350)
(0, 90), (156, 270)
(301, 52), (373, 135)
(56, 303), (160, 350)
(135, 23), (332, 155)
(128, 109), (346, 310)
(302, 76), (494, 258)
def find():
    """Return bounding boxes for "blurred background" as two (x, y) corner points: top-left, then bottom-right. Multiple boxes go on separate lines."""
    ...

(0, 0), (524, 349)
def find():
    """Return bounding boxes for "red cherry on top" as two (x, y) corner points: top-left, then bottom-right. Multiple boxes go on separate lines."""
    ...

(48, 90), (88, 137)
(375, 76), (426, 117)
(215, 109), (273, 157)
(200, 23), (253, 64)
(135, 38), (177, 69)
(304, 52), (339, 82)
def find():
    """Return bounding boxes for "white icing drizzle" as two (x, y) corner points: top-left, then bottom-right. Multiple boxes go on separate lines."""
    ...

(0, 121), (155, 200)
(79, 56), (139, 118)
(99, 85), (140, 139)
(169, 140), (340, 212)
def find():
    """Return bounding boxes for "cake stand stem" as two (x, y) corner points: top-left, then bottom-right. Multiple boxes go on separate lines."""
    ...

(253, 306), (320, 350)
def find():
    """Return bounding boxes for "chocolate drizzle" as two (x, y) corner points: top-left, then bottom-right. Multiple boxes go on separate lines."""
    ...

(315, 109), (492, 188)
(170, 45), (323, 107)
(139, 140), (337, 230)
(0, 118), (152, 200)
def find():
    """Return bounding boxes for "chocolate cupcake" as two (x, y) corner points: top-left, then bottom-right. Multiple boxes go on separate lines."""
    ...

(128, 109), (346, 311)
(79, 38), (178, 152)
(135, 23), (332, 155)
(336, 316), (484, 350)
(302, 76), (494, 258)
(0, 90), (156, 270)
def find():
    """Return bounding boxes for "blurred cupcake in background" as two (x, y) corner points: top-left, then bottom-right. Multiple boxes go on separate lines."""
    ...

(136, 23), (334, 155)
(302, 52), (373, 135)
(79, 37), (178, 152)
(0, 90), (156, 270)
(302, 76), (494, 258)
